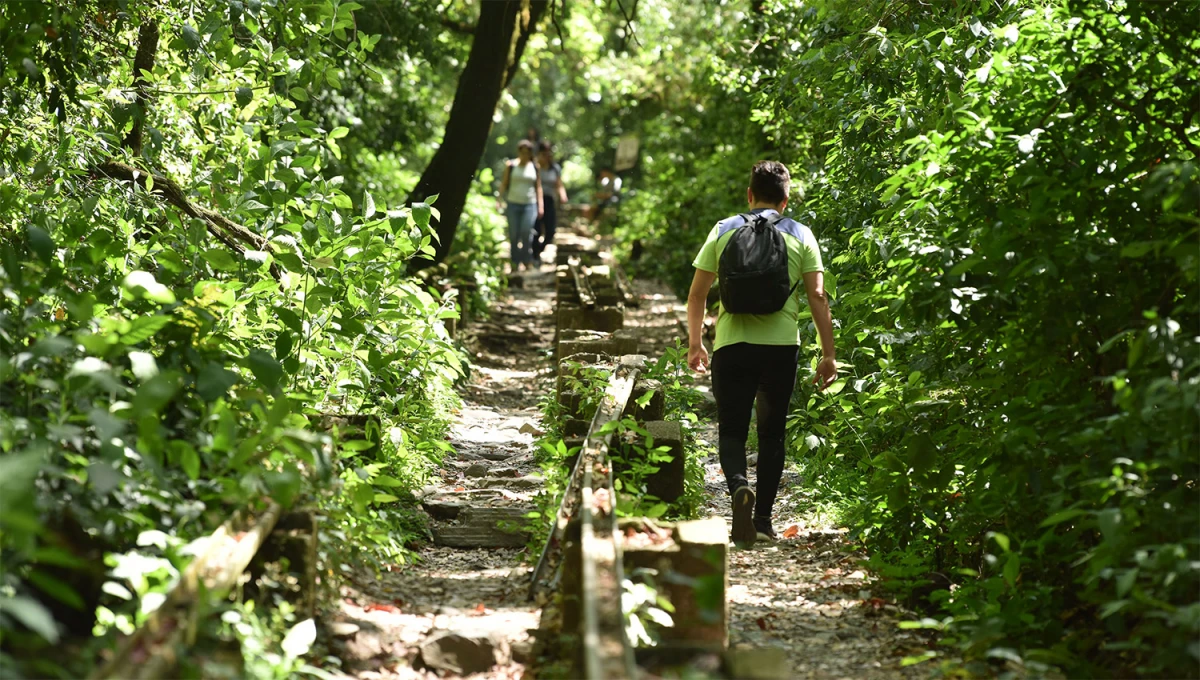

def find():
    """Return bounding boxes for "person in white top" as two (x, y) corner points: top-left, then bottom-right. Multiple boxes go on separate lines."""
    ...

(497, 140), (544, 272)
(533, 141), (568, 263)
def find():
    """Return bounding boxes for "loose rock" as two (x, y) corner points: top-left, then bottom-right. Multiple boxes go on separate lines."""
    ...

(418, 631), (509, 675)
(465, 463), (489, 478)
(483, 475), (542, 490)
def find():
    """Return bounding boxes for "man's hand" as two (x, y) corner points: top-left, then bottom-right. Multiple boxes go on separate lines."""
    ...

(688, 344), (710, 373)
(814, 356), (837, 391)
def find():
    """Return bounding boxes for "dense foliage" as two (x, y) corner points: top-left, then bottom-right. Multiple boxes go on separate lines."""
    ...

(604, 0), (1198, 676)
(0, 1), (499, 676)
(3, 0), (1196, 676)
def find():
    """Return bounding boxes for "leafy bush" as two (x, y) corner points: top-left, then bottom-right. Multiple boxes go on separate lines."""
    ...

(603, 0), (1198, 675)
(0, 1), (483, 675)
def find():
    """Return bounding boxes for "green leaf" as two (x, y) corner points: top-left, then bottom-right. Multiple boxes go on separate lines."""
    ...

(26, 571), (85, 610)
(328, 126), (349, 140)
(0, 596), (59, 644)
(1097, 508), (1122, 541)
(181, 445), (200, 480)
(906, 434), (936, 475)
(1003, 552), (1020, 586)
(1038, 508), (1086, 529)
(823, 379), (847, 395)
(373, 493), (399, 504)
(181, 24), (202, 50)
(372, 475), (403, 487)
(987, 532), (1011, 553)
(289, 87), (308, 102)
(265, 469), (302, 508)
(132, 372), (181, 415)
(363, 191), (376, 218)
(281, 619), (316, 658)
(276, 307), (303, 333)
(275, 330), (294, 360)
(1100, 599), (1129, 619)
(202, 248), (239, 271)
(0, 451), (43, 513)
(26, 225), (54, 263)
(235, 86), (253, 107)
(121, 315), (173, 345)
(644, 503), (668, 518)
(275, 252), (304, 270)
(123, 271), (176, 304)
(196, 362), (239, 401)
(1116, 568), (1138, 597)
(244, 349), (283, 390)
(270, 140), (296, 158)
(128, 351), (159, 381)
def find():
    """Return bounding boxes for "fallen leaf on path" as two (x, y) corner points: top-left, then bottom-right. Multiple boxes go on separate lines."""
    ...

(782, 524), (800, 539)
(474, 603), (486, 614)
(454, 486), (465, 492)
(364, 602), (399, 613)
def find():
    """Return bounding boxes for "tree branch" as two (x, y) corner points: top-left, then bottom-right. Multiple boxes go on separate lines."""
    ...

(612, 0), (641, 48)
(440, 17), (475, 35)
(503, 0), (549, 90)
(93, 161), (283, 281)
(549, 0), (566, 49)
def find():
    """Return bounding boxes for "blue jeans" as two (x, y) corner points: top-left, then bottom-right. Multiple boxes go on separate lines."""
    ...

(506, 202), (537, 266)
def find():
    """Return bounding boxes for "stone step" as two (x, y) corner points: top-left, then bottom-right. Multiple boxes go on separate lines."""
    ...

(428, 505), (533, 548)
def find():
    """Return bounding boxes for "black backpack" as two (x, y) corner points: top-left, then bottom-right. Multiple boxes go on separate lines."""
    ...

(717, 212), (798, 314)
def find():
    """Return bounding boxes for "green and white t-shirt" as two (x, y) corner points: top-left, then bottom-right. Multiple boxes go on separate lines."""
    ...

(692, 209), (825, 352)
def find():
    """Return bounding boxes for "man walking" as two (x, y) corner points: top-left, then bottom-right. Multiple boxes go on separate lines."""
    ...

(686, 161), (838, 547)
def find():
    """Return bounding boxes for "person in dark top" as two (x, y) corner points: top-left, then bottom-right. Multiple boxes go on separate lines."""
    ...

(533, 141), (568, 263)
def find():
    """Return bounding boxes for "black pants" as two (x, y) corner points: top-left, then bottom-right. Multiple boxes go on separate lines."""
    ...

(710, 342), (799, 522)
(533, 199), (557, 256)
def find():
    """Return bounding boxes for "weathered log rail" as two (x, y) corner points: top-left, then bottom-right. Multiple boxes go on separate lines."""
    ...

(532, 233), (726, 679)
(91, 500), (285, 680)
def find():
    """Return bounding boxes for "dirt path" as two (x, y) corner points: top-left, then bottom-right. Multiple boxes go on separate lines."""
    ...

(328, 229), (927, 679)
(624, 274), (929, 679)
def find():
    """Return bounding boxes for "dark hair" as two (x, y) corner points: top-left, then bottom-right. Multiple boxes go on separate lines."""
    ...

(517, 139), (535, 153)
(537, 140), (553, 152)
(749, 160), (790, 205)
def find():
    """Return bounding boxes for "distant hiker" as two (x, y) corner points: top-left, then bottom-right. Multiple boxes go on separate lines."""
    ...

(590, 167), (622, 222)
(686, 160), (838, 547)
(498, 139), (544, 273)
(533, 141), (568, 263)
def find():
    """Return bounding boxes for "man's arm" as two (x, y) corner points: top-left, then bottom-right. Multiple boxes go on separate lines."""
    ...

(803, 270), (838, 389)
(535, 174), (544, 217)
(687, 269), (717, 372)
(556, 176), (568, 205)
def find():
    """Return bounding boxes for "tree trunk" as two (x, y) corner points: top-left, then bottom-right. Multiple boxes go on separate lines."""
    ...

(123, 21), (159, 156)
(408, 0), (548, 267)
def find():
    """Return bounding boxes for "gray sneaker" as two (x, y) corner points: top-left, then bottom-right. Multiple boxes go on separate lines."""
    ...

(731, 486), (756, 547)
